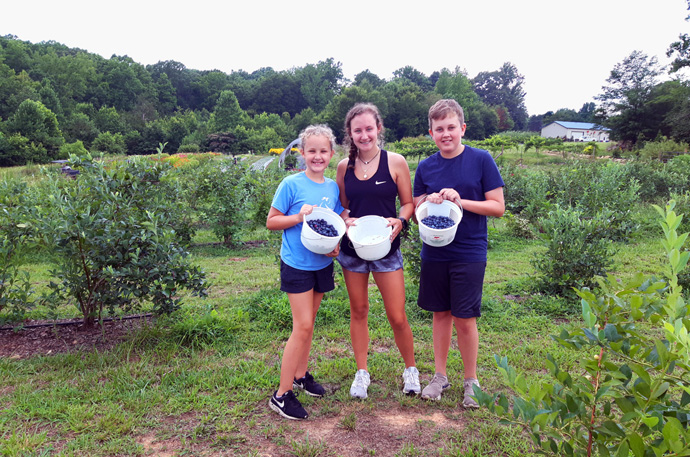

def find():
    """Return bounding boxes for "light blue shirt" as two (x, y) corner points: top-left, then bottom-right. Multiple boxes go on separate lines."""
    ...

(271, 172), (344, 271)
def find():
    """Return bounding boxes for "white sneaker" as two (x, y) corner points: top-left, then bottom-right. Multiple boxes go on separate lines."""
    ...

(402, 366), (421, 394)
(350, 369), (370, 399)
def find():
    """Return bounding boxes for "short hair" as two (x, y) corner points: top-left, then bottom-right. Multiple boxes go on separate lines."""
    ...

(343, 103), (385, 165)
(299, 124), (336, 151)
(428, 99), (465, 129)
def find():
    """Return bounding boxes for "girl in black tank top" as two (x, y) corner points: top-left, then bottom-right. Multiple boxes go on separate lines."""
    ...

(340, 150), (400, 259)
(335, 103), (419, 400)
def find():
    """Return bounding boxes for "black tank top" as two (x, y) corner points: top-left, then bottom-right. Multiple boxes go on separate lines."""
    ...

(341, 150), (400, 259)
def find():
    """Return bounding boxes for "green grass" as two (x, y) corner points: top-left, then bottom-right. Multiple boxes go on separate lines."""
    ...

(0, 149), (682, 456)
(0, 218), (673, 456)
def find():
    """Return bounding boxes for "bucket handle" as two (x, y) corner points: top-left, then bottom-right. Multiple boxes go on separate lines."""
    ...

(415, 195), (462, 213)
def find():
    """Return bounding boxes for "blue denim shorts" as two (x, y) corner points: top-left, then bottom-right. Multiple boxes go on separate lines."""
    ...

(336, 249), (403, 274)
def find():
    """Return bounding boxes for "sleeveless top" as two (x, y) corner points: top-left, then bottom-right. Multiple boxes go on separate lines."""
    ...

(340, 149), (400, 259)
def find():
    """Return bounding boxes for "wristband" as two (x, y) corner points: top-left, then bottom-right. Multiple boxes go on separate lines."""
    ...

(398, 217), (409, 231)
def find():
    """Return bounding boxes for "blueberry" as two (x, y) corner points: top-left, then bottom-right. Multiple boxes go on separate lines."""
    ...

(421, 215), (455, 230)
(308, 219), (339, 237)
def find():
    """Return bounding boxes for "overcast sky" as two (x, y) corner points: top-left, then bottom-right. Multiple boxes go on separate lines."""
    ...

(2, 0), (688, 115)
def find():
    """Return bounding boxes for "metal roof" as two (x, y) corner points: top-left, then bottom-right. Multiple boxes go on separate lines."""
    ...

(548, 121), (610, 131)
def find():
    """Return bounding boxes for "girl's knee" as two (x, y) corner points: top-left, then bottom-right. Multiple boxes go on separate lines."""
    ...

(291, 322), (314, 339)
(387, 313), (410, 332)
(350, 303), (370, 321)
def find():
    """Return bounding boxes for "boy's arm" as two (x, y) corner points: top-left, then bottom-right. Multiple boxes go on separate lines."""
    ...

(266, 205), (314, 231)
(458, 187), (505, 217)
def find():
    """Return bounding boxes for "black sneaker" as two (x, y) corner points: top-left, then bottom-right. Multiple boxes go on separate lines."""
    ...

(269, 390), (308, 420)
(293, 371), (325, 397)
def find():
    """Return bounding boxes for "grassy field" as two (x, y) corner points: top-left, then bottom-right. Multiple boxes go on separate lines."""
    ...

(0, 148), (678, 456)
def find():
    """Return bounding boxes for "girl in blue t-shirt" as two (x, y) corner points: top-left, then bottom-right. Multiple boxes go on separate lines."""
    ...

(266, 125), (347, 420)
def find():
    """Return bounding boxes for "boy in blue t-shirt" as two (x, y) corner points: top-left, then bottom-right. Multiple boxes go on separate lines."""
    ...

(266, 125), (347, 420)
(413, 99), (505, 408)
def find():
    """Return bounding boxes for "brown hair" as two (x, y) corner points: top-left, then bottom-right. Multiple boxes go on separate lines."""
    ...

(428, 99), (465, 130)
(343, 103), (385, 167)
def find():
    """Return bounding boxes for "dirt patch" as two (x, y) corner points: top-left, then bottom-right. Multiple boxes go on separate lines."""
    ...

(244, 404), (465, 457)
(0, 316), (153, 360)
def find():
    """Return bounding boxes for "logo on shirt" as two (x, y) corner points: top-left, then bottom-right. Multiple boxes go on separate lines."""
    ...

(318, 197), (334, 210)
(375, 181), (386, 185)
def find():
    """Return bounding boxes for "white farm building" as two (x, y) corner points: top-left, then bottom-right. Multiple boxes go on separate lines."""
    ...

(541, 121), (610, 142)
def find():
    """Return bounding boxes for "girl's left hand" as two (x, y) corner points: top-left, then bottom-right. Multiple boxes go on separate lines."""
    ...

(386, 217), (405, 240)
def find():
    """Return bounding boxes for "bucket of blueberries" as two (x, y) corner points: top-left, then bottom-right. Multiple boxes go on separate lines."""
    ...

(301, 207), (346, 254)
(416, 200), (463, 247)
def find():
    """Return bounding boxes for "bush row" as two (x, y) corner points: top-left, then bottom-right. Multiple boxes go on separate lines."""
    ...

(0, 153), (288, 327)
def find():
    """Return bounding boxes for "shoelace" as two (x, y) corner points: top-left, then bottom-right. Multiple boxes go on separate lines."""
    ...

(403, 369), (419, 384)
(353, 372), (369, 387)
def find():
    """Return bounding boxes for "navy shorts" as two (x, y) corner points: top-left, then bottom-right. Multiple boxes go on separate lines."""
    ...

(336, 249), (403, 274)
(280, 261), (335, 294)
(417, 261), (486, 318)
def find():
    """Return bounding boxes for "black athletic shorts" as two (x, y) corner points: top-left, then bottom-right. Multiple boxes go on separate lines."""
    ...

(280, 260), (335, 294)
(417, 261), (486, 318)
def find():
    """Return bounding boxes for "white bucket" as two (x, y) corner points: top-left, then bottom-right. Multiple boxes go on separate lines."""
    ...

(347, 215), (392, 261)
(416, 200), (463, 247)
(301, 207), (346, 254)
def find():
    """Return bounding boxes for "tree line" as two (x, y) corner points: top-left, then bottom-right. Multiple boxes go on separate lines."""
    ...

(0, 34), (531, 166)
(2, 5), (690, 168)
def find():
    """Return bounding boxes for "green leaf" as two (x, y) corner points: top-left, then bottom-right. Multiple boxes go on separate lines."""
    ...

(604, 324), (622, 342)
(616, 440), (630, 457)
(629, 362), (651, 385)
(584, 328), (599, 342)
(652, 340), (669, 366)
(627, 432), (645, 457)
(681, 389), (690, 407)
(641, 415), (659, 428)
(662, 418), (684, 453)
(651, 382), (669, 400)
(602, 420), (626, 438)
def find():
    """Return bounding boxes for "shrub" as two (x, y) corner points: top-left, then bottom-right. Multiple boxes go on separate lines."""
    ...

(0, 132), (51, 167)
(243, 167), (286, 230)
(503, 210), (535, 239)
(623, 160), (674, 203)
(477, 201), (690, 457)
(388, 136), (438, 162)
(500, 164), (551, 222)
(92, 132), (126, 156)
(39, 154), (208, 327)
(177, 143), (200, 153)
(59, 140), (88, 157)
(638, 137), (688, 161)
(0, 179), (38, 324)
(531, 205), (614, 298)
(192, 159), (248, 244)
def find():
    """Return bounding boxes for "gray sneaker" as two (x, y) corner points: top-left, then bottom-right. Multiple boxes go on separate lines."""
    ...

(463, 378), (481, 409)
(350, 369), (370, 399)
(421, 373), (450, 401)
(402, 366), (421, 394)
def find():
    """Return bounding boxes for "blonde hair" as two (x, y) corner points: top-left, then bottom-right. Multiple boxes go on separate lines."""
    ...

(343, 103), (385, 166)
(299, 124), (336, 151)
(428, 99), (465, 129)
